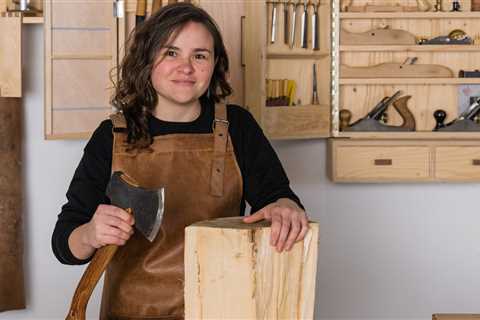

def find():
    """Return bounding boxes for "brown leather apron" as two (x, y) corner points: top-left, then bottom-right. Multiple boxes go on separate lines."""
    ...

(0, 98), (25, 312)
(100, 104), (243, 319)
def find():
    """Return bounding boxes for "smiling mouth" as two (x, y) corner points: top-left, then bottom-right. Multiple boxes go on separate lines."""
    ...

(172, 80), (195, 85)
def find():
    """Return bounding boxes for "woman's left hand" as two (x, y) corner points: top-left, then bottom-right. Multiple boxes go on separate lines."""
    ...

(243, 198), (309, 252)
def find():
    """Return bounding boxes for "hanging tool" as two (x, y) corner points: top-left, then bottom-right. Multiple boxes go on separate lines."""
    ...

(290, 1), (297, 48)
(312, 63), (319, 104)
(65, 172), (165, 320)
(343, 91), (416, 132)
(437, 97), (480, 131)
(300, 0), (308, 48)
(284, 0), (290, 45)
(136, 0), (147, 26)
(312, 1), (319, 50)
(271, 0), (278, 43)
(152, 0), (162, 15)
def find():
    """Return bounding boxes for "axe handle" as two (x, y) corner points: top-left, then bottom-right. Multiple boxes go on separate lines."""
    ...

(152, 0), (162, 15)
(65, 209), (132, 320)
(136, 0), (147, 26)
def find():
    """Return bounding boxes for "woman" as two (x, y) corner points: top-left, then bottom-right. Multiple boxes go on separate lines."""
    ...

(52, 3), (308, 319)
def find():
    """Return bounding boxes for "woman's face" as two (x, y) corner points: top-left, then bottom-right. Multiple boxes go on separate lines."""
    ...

(151, 21), (215, 108)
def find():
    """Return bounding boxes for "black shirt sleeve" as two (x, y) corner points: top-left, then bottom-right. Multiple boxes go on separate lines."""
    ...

(226, 105), (303, 213)
(51, 120), (113, 265)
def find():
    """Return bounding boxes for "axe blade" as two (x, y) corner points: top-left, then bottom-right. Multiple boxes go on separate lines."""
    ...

(106, 171), (164, 242)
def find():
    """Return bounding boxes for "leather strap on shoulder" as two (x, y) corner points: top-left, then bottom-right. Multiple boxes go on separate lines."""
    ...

(210, 103), (229, 197)
(109, 112), (127, 130)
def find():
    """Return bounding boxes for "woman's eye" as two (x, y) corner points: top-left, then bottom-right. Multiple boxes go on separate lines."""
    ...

(166, 50), (177, 57)
(194, 54), (207, 60)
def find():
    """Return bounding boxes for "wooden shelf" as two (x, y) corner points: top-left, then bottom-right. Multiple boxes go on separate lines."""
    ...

(22, 16), (43, 24)
(339, 78), (480, 85)
(340, 45), (480, 52)
(335, 132), (480, 140)
(340, 12), (480, 19)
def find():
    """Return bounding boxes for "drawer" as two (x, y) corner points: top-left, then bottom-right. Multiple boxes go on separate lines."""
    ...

(435, 147), (480, 181)
(333, 146), (430, 181)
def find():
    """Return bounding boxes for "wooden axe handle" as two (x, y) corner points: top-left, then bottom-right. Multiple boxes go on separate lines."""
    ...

(65, 209), (132, 320)
(152, 0), (162, 15)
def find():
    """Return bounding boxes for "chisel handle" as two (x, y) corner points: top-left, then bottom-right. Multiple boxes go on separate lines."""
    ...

(65, 209), (133, 320)
(136, 0), (147, 26)
(152, 0), (162, 15)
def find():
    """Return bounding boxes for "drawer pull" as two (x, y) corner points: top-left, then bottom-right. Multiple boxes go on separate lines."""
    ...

(374, 159), (392, 166)
(473, 159), (480, 166)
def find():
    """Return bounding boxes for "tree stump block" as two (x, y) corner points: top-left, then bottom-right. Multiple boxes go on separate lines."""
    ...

(185, 217), (319, 319)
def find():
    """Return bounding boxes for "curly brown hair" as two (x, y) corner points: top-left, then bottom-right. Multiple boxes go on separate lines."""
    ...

(111, 3), (232, 148)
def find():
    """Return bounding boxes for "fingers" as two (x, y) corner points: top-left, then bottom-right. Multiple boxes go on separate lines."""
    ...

(88, 204), (135, 248)
(243, 211), (265, 224)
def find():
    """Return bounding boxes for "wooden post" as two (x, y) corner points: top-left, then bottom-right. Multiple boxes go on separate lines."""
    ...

(185, 217), (319, 319)
(0, 97), (25, 311)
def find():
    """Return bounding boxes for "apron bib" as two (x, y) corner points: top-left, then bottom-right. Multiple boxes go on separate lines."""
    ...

(100, 104), (242, 319)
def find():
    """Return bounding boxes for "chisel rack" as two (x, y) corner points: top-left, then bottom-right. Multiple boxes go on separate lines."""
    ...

(244, 0), (332, 139)
(328, 0), (480, 182)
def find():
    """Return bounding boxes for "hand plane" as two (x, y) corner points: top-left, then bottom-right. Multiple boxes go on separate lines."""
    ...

(418, 29), (473, 45)
(435, 97), (480, 132)
(341, 91), (416, 132)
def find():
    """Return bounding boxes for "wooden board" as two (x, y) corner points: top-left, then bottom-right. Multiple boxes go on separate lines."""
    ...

(340, 62), (454, 78)
(0, 13), (21, 97)
(341, 28), (417, 45)
(185, 217), (319, 320)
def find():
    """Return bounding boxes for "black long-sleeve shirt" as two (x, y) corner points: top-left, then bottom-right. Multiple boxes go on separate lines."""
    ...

(52, 101), (303, 265)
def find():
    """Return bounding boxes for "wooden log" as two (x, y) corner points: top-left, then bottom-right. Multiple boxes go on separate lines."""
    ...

(0, 97), (25, 311)
(185, 217), (319, 319)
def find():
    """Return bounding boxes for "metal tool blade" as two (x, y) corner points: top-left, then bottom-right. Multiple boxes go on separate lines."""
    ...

(312, 4), (319, 50)
(312, 63), (319, 104)
(284, 1), (289, 44)
(106, 171), (164, 242)
(271, 2), (277, 43)
(300, 1), (307, 48)
(290, 5), (297, 48)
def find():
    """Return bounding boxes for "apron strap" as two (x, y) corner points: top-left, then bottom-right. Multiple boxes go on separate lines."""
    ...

(110, 112), (127, 131)
(109, 112), (128, 158)
(210, 103), (229, 197)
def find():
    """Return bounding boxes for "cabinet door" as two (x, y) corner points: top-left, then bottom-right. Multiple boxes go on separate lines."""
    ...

(0, 14), (21, 97)
(44, 0), (120, 139)
(245, 0), (331, 140)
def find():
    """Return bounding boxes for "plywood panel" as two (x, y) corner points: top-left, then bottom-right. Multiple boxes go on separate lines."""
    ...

(51, 1), (113, 28)
(52, 109), (112, 135)
(0, 14), (21, 97)
(53, 29), (112, 55)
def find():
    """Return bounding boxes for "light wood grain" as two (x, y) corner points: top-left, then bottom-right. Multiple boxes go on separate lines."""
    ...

(433, 314), (480, 320)
(341, 28), (417, 45)
(185, 217), (319, 320)
(341, 62), (454, 78)
(435, 146), (480, 180)
(0, 14), (21, 97)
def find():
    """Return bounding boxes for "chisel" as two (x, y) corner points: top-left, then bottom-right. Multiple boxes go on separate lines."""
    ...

(135, 0), (147, 26)
(284, 0), (290, 45)
(312, 63), (319, 104)
(290, 1), (297, 48)
(312, 1), (319, 50)
(271, 1), (277, 43)
(152, 0), (162, 15)
(300, 0), (308, 48)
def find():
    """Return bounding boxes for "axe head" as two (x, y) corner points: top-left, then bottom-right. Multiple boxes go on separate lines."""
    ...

(106, 171), (164, 242)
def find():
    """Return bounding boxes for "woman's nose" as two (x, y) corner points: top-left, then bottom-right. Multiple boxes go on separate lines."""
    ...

(177, 57), (194, 74)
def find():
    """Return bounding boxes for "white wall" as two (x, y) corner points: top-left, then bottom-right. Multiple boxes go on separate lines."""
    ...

(2, 24), (480, 320)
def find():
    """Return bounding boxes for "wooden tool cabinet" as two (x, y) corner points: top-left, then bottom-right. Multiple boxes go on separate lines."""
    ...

(42, 0), (243, 139)
(328, 0), (480, 182)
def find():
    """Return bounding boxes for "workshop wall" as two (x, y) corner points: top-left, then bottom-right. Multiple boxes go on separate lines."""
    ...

(1, 24), (479, 320)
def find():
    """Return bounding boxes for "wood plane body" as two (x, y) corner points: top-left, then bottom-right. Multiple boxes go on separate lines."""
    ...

(438, 119), (480, 132)
(340, 63), (454, 78)
(341, 28), (417, 45)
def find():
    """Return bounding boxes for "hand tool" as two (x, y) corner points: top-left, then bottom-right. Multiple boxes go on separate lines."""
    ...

(312, 1), (319, 50)
(416, 0), (432, 12)
(136, 0), (147, 26)
(341, 27), (417, 45)
(451, 0), (461, 11)
(300, 0), (308, 48)
(284, 0), (290, 45)
(311, 63), (319, 104)
(433, 109), (447, 130)
(152, 0), (162, 15)
(65, 171), (165, 320)
(459, 70), (480, 78)
(290, 1), (297, 48)
(343, 91), (416, 132)
(418, 29), (472, 45)
(340, 61), (454, 78)
(271, 0), (278, 43)
(436, 97), (480, 131)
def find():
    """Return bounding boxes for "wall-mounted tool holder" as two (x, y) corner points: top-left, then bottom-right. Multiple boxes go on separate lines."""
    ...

(245, 0), (331, 140)
(329, 0), (480, 182)
(0, 12), (21, 97)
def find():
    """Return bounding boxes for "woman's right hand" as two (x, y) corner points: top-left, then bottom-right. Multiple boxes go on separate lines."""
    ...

(84, 204), (135, 248)
(68, 204), (135, 260)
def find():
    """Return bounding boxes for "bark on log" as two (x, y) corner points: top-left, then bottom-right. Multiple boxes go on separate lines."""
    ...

(0, 97), (25, 311)
(185, 217), (319, 319)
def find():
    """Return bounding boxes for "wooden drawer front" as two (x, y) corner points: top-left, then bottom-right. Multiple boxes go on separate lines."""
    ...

(435, 147), (480, 180)
(335, 146), (430, 181)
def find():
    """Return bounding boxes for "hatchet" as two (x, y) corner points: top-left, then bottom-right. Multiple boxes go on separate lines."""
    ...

(65, 171), (164, 320)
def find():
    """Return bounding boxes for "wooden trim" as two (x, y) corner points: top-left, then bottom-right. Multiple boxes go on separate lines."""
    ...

(340, 12), (480, 19)
(339, 78), (480, 85)
(340, 45), (480, 52)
